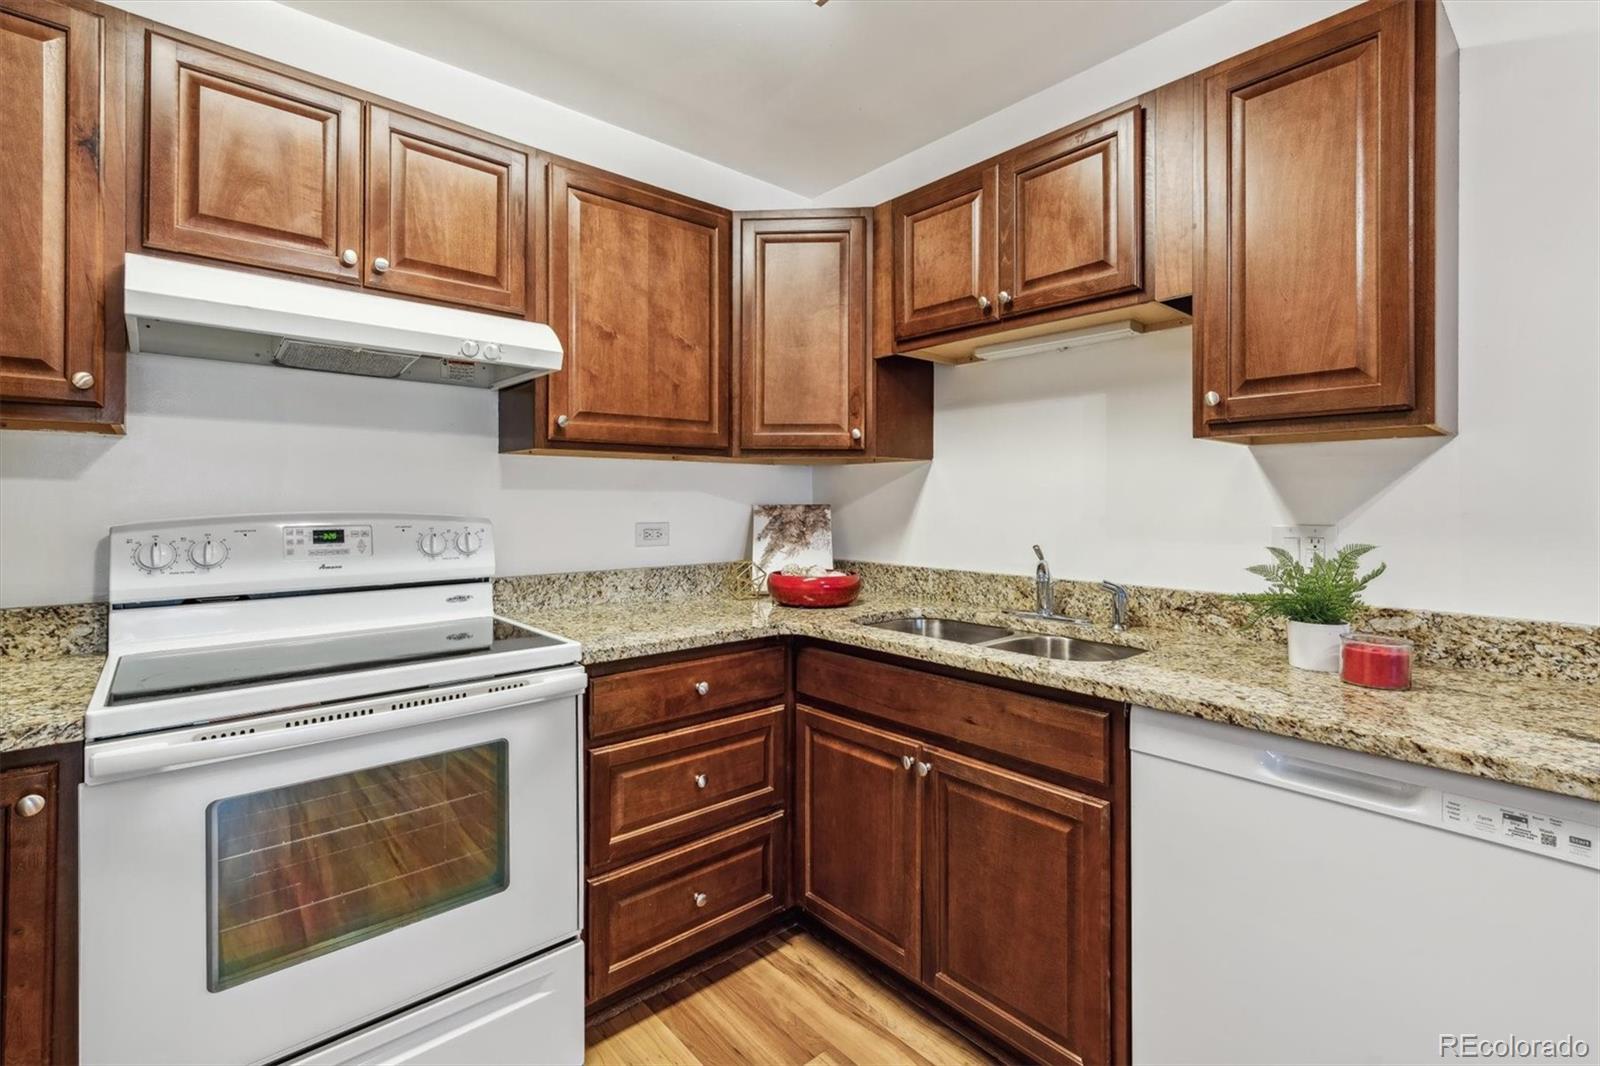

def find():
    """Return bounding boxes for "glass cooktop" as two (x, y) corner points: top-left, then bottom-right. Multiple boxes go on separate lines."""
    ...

(107, 618), (564, 705)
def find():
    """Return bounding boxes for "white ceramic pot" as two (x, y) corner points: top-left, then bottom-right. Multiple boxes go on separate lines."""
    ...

(1286, 620), (1350, 672)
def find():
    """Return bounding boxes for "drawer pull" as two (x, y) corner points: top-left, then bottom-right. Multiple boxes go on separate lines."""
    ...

(693, 772), (708, 789)
(692, 891), (708, 908)
(916, 760), (932, 777)
(14, 793), (46, 817)
(694, 681), (710, 696)
(901, 755), (915, 771)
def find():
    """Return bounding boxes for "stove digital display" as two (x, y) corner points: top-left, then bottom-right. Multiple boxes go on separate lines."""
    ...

(311, 529), (345, 544)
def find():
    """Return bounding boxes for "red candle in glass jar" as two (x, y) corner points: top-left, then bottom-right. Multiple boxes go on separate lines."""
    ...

(1340, 634), (1413, 690)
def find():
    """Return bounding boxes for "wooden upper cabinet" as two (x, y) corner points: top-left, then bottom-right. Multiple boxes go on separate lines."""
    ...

(145, 34), (362, 283)
(922, 747), (1111, 1066)
(1, 0), (122, 428)
(892, 164), (998, 340)
(546, 163), (730, 450)
(736, 212), (867, 452)
(999, 106), (1142, 317)
(0, 762), (63, 1065)
(1198, 0), (1418, 427)
(365, 107), (527, 313)
(796, 706), (922, 980)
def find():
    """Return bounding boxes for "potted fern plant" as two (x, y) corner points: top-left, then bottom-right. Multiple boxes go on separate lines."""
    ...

(1237, 544), (1387, 672)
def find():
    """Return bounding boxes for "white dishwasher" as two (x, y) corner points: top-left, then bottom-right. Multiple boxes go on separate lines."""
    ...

(1131, 707), (1600, 1066)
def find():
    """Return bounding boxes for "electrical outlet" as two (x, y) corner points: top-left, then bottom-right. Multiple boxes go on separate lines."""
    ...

(1271, 524), (1336, 564)
(635, 521), (669, 548)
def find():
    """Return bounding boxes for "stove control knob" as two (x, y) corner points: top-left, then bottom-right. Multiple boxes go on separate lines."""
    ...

(419, 531), (449, 557)
(189, 538), (229, 569)
(133, 538), (175, 572)
(455, 530), (484, 556)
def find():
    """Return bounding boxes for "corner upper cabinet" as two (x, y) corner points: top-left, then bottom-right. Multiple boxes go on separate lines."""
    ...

(144, 34), (363, 283)
(365, 107), (528, 313)
(0, 0), (125, 433)
(735, 212), (868, 452)
(892, 165), (998, 340)
(545, 163), (731, 450)
(1196, 0), (1456, 443)
(998, 106), (1142, 318)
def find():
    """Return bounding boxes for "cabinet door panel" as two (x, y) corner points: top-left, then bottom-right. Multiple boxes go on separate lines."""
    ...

(1000, 106), (1142, 316)
(1199, 2), (1414, 424)
(1, 763), (61, 1065)
(796, 706), (921, 979)
(547, 164), (730, 449)
(0, 0), (107, 408)
(145, 34), (362, 282)
(923, 748), (1110, 1066)
(366, 108), (527, 313)
(737, 214), (866, 451)
(892, 165), (997, 339)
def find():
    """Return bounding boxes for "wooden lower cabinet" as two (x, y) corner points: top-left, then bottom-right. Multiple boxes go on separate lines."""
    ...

(795, 706), (922, 979)
(0, 749), (77, 1066)
(923, 747), (1111, 1066)
(587, 812), (787, 1002)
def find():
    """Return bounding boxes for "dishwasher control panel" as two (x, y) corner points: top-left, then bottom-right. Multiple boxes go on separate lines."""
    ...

(1442, 792), (1598, 869)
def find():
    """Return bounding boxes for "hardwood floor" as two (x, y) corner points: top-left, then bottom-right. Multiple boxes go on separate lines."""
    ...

(586, 928), (996, 1066)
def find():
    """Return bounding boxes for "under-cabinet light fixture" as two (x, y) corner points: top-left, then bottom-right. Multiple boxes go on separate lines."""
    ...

(970, 319), (1146, 362)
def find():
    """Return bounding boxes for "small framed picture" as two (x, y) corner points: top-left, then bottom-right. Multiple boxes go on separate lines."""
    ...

(750, 504), (833, 589)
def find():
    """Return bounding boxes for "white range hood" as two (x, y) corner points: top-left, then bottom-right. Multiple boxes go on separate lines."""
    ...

(124, 254), (562, 389)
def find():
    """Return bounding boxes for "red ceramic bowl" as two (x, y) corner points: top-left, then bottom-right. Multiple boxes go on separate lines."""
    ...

(767, 571), (861, 608)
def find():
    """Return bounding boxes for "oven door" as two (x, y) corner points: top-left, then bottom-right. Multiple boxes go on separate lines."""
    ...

(79, 665), (585, 1066)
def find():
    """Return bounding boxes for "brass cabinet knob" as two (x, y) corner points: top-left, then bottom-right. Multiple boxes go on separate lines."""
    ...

(15, 794), (46, 818)
(70, 372), (94, 390)
(1204, 391), (1221, 407)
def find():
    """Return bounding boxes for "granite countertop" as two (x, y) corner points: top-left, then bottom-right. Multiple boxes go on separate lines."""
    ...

(3, 592), (1596, 802)
(513, 593), (1600, 802)
(0, 654), (104, 751)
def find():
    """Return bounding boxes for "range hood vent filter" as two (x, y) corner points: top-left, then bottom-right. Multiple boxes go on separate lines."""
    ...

(273, 340), (421, 379)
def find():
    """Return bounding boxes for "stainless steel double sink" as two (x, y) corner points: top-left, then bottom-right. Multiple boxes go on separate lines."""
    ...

(863, 615), (1145, 662)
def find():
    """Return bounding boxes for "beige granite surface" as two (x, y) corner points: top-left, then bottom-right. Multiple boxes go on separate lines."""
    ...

(2, 562), (1595, 802)
(503, 592), (1600, 802)
(0, 655), (102, 750)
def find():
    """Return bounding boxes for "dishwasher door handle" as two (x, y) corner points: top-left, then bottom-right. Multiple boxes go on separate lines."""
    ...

(1257, 751), (1431, 814)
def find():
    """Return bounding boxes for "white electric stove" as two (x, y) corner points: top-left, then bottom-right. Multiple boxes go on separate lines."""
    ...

(78, 514), (586, 1066)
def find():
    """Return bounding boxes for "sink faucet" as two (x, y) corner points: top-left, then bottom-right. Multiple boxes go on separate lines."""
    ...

(1101, 581), (1130, 632)
(1033, 545), (1054, 616)
(1009, 545), (1091, 625)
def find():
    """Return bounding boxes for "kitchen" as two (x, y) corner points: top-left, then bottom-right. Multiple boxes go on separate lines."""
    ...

(1, 0), (1597, 1063)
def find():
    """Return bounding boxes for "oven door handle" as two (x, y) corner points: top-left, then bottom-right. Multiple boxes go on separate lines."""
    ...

(86, 666), (587, 784)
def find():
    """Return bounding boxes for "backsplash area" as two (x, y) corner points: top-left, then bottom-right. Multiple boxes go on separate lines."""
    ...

(7, 560), (1599, 685)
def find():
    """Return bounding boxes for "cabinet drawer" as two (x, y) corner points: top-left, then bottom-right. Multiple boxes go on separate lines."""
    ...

(589, 646), (786, 740)
(796, 647), (1109, 786)
(588, 706), (786, 870)
(587, 812), (786, 1001)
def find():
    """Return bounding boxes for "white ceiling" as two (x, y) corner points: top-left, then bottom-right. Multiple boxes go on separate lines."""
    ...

(281, 0), (1224, 198)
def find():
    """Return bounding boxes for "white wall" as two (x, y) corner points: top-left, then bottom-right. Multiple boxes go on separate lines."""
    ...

(0, 356), (808, 606)
(818, 0), (1600, 625)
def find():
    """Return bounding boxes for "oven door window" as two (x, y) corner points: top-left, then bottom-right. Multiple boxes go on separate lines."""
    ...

(206, 741), (509, 991)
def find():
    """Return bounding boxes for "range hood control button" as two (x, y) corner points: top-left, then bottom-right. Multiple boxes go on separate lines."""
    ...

(459, 340), (479, 358)
(481, 343), (501, 361)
